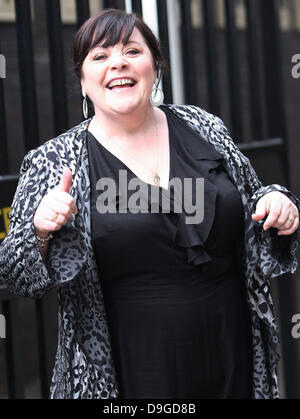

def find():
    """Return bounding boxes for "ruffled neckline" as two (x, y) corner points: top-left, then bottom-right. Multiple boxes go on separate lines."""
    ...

(157, 106), (226, 266)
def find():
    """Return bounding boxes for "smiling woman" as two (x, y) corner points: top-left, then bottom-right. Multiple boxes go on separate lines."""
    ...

(80, 27), (156, 118)
(74, 10), (170, 189)
(0, 8), (299, 400)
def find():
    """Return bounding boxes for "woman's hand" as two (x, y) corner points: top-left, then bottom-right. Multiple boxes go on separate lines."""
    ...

(252, 191), (299, 236)
(34, 167), (78, 237)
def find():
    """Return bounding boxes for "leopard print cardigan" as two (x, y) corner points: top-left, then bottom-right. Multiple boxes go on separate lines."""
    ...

(0, 104), (298, 399)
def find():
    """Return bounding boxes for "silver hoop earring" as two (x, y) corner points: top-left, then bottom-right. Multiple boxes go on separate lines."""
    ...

(82, 92), (88, 119)
(150, 80), (164, 107)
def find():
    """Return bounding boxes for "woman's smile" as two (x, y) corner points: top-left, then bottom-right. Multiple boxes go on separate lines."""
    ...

(106, 78), (138, 93)
(108, 84), (136, 93)
(106, 77), (137, 89)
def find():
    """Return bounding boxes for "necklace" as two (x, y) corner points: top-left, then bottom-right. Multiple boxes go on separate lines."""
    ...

(92, 118), (161, 187)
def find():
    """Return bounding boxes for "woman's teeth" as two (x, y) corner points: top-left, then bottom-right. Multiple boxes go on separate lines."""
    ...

(108, 79), (135, 89)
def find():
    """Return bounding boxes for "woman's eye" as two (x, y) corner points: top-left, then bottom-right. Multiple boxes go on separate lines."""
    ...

(94, 54), (107, 61)
(126, 49), (139, 55)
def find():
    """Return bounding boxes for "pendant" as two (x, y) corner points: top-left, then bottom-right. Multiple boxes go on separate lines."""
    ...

(153, 174), (160, 186)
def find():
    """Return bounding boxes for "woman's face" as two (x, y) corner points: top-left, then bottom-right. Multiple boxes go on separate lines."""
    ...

(81, 27), (157, 117)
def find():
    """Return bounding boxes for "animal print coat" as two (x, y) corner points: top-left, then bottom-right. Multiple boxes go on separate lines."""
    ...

(0, 105), (298, 399)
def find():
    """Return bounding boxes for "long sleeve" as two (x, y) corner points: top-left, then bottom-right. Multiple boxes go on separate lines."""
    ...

(215, 113), (299, 279)
(249, 184), (299, 278)
(0, 149), (56, 298)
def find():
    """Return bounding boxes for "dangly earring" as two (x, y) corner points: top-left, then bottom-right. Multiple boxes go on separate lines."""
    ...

(82, 91), (88, 119)
(150, 78), (164, 107)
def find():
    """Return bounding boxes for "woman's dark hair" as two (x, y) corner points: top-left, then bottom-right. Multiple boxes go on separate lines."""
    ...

(72, 9), (168, 81)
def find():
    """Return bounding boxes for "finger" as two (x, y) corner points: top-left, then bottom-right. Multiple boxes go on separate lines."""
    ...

(278, 216), (299, 236)
(252, 199), (268, 221)
(42, 209), (61, 223)
(34, 205), (70, 234)
(263, 203), (282, 230)
(43, 210), (69, 226)
(252, 213), (266, 221)
(277, 200), (297, 225)
(50, 191), (78, 214)
(52, 214), (69, 226)
(50, 201), (73, 219)
(60, 167), (73, 194)
(276, 211), (290, 227)
(281, 214), (296, 230)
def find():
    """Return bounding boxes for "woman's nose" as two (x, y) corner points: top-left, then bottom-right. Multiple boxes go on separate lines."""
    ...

(110, 54), (128, 70)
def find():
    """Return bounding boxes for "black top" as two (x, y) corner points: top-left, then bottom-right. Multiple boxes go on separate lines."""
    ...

(87, 106), (252, 399)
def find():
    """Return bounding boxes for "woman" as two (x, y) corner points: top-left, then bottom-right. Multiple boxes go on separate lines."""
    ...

(0, 9), (299, 399)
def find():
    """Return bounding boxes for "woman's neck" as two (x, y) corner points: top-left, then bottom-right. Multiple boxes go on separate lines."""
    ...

(91, 105), (159, 141)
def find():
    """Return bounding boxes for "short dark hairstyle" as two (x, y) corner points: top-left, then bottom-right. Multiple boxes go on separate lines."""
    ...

(72, 8), (168, 81)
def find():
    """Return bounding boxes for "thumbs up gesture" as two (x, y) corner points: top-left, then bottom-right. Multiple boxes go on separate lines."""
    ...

(34, 167), (78, 238)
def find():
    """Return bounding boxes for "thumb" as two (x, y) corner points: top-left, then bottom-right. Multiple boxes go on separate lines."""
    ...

(60, 167), (73, 193)
(252, 199), (268, 221)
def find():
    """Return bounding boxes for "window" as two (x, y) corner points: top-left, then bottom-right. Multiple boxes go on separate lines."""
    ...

(0, 0), (15, 22)
(60, 0), (103, 24)
(279, 0), (300, 31)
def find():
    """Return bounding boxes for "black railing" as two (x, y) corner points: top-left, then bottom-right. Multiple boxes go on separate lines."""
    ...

(202, 0), (221, 116)
(132, 0), (143, 16)
(224, 0), (243, 140)
(45, 0), (69, 135)
(75, 0), (90, 29)
(0, 40), (8, 175)
(179, 0), (197, 106)
(103, 0), (125, 10)
(15, 0), (40, 153)
(157, 0), (173, 104)
(245, 0), (265, 140)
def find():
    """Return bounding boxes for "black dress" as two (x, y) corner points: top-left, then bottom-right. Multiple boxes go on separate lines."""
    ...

(87, 106), (253, 399)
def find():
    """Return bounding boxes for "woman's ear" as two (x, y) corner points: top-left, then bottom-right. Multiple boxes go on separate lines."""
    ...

(152, 60), (158, 81)
(80, 78), (87, 95)
(155, 62), (161, 83)
(81, 83), (85, 96)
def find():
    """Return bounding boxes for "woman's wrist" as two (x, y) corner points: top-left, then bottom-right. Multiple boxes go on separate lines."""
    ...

(35, 228), (51, 239)
(35, 228), (53, 248)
